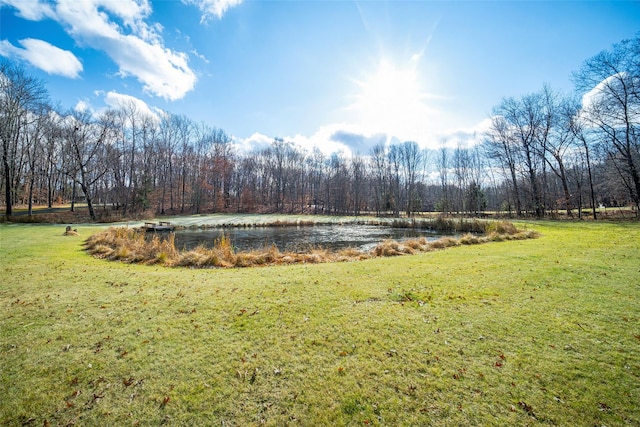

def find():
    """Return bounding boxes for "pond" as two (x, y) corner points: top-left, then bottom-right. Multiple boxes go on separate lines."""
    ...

(167, 224), (454, 253)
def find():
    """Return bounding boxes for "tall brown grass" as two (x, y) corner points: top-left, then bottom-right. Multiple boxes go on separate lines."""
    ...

(85, 221), (538, 268)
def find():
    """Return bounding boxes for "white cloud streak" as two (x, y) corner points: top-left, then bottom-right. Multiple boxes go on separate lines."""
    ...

(235, 116), (494, 160)
(236, 124), (388, 158)
(182, 0), (243, 22)
(0, 38), (83, 78)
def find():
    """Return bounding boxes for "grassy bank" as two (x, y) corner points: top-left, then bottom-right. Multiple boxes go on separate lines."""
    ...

(1, 220), (639, 426)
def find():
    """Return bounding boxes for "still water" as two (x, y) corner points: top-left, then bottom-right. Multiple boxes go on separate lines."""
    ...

(169, 225), (451, 253)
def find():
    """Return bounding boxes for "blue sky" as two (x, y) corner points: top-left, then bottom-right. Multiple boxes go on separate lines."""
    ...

(1, 0), (638, 154)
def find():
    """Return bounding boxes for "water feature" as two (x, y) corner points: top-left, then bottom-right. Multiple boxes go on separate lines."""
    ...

(167, 224), (454, 253)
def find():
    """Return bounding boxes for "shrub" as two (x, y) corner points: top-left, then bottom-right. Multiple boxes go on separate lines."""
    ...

(429, 237), (460, 250)
(459, 233), (481, 245)
(87, 244), (113, 258)
(373, 240), (402, 257)
(487, 220), (518, 235)
(404, 237), (427, 250)
(302, 253), (324, 263)
(338, 247), (362, 258)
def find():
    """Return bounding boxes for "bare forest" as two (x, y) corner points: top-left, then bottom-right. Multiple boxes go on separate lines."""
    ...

(2, 35), (639, 221)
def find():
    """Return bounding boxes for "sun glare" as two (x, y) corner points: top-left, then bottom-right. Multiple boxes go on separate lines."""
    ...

(348, 56), (438, 143)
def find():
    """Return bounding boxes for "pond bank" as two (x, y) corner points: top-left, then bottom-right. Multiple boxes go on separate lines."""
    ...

(85, 219), (538, 268)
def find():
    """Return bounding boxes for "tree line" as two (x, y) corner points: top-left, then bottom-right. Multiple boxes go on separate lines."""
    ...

(1, 35), (639, 221)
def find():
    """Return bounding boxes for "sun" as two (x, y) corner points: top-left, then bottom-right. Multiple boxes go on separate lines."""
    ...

(347, 55), (438, 143)
(357, 59), (418, 112)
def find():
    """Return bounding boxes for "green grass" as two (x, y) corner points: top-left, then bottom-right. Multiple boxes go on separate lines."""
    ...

(1, 220), (639, 426)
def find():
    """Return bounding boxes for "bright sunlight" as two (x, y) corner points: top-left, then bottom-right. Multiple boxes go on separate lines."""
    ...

(347, 55), (440, 144)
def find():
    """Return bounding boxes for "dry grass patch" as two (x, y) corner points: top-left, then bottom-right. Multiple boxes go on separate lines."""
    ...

(404, 237), (428, 250)
(459, 233), (482, 245)
(372, 240), (403, 257)
(428, 236), (460, 249)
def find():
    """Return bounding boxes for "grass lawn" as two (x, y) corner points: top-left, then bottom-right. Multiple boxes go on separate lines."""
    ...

(1, 220), (639, 426)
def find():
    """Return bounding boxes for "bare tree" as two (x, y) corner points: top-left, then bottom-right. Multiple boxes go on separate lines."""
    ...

(61, 109), (117, 220)
(42, 111), (64, 208)
(452, 143), (471, 214)
(492, 93), (547, 217)
(309, 148), (326, 213)
(437, 144), (450, 214)
(207, 128), (234, 211)
(573, 35), (640, 215)
(399, 141), (425, 216)
(387, 144), (401, 216)
(539, 87), (575, 216)
(568, 99), (598, 219)
(484, 116), (522, 216)
(326, 152), (350, 214)
(0, 61), (48, 217)
(369, 143), (388, 215)
(351, 153), (366, 215)
(24, 106), (52, 216)
(172, 115), (194, 213)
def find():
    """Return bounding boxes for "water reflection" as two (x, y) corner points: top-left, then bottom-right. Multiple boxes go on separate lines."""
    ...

(167, 225), (451, 253)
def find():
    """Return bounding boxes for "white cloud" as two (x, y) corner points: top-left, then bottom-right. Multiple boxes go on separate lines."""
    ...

(580, 73), (626, 112)
(191, 49), (210, 64)
(54, 0), (196, 100)
(302, 123), (384, 156)
(107, 35), (195, 101)
(0, 0), (54, 20)
(234, 132), (272, 154)
(578, 73), (640, 128)
(2, 0), (197, 100)
(436, 118), (493, 149)
(0, 38), (82, 78)
(99, 0), (152, 30)
(234, 116), (494, 160)
(235, 123), (389, 158)
(74, 99), (92, 113)
(182, 0), (243, 22)
(104, 90), (162, 121)
(69, 91), (165, 123)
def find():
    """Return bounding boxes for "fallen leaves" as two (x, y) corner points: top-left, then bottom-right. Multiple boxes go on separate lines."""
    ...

(598, 402), (612, 412)
(160, 396), (170, 409)
(237, 307), (260, 316)
(453, 368), (466, 380)
(517, 401), (535, 418)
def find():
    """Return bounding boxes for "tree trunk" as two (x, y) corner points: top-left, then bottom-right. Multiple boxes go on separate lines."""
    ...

(583, 141), (597, 220)
(3, 156), (12, 217)
(508, 164), (522, 216)
(557, 159), (572, 217)
(27, 175), (35, 216)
